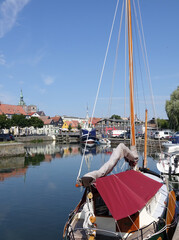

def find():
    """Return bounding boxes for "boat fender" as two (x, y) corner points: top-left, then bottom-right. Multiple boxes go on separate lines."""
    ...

(88, 235), (95, 240)
(75, 178), (82, 187)
(89, 216), (96, 224)
(87, 192), (93, 199)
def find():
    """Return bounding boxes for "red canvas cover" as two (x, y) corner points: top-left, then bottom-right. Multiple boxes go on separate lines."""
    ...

(95, 170), (163, 220)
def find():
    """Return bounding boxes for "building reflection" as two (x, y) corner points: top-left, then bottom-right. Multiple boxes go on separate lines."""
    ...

(0, 156), (27, 182)
(0, 143), (112, 181)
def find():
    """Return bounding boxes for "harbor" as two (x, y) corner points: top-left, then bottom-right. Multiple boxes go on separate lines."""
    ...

(0, 0), (178, 239)
(0, 142), (178, 240)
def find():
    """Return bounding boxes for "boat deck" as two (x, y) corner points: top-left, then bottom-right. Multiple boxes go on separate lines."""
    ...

(70, 218), (160, 240)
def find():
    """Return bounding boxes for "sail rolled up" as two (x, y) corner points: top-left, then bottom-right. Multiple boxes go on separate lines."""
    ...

(80, 143), (138, 187)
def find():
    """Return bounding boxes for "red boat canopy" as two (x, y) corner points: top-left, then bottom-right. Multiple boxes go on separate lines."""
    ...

(95, 170), (163, 220)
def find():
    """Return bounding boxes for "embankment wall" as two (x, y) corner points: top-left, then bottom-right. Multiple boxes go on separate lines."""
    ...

(0, 143), (25, 157)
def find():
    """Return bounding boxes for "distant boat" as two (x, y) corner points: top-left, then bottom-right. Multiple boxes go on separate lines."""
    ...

(98, 137), (111, 145)
(162, 136), (179, 153)
(80, 107), (97, 147)
(157, 153), (179, 175)
(80, 128), (96, 147)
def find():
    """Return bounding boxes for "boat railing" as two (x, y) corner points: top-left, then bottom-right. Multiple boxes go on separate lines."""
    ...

(125, 220), (159, 240)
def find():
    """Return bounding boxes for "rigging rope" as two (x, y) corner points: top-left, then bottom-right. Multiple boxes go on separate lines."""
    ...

(77, 0), (120, 181)
(108, 0), (124, 118)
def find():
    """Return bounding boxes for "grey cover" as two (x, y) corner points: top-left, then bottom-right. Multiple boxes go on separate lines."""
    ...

(81, 143), (138, 185)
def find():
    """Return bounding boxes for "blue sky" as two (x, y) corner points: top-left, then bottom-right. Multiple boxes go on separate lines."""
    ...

(0, 0), (178, 120)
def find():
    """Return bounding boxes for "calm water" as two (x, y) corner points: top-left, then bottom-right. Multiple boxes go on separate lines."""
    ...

(0, 142), (177, 240)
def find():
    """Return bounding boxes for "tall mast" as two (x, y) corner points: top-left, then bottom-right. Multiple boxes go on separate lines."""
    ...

(127, 0), (136, 146)
(143, 109), (148, 168)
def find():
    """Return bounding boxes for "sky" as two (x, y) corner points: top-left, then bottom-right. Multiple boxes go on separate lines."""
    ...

(0, 0), (178, 120)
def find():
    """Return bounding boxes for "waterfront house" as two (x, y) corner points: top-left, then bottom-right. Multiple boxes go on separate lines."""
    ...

(51, 116), (63, 128)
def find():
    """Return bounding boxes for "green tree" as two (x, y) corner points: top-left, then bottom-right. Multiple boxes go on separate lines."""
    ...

(29, 117), (44, 128)
(157, 118), (169, 130)
(77, 123), (81, 130)
(110, 114), (121, 119)
(0, 114), (9, 130)
(165, 86), (179, 131)
(68, 124), (72, 131)
(11, 114), (28, 128)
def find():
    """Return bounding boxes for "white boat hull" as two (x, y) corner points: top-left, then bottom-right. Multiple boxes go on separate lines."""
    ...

(157, 155), (179, 174)
(162, 142), (179, 153)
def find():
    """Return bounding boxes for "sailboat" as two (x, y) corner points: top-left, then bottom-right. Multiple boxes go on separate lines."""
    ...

(63, 0), (177, 239)
(81, 107), (97, 147)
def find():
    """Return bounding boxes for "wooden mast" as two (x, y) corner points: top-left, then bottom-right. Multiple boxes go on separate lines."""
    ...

(143, 109), (148, 168)
(127, 0), (136, 146)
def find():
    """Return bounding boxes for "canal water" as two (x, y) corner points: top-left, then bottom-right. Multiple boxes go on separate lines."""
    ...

(0, 142), (177, 240)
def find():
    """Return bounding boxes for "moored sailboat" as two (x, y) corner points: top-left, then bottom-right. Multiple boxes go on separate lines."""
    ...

(80, 107), (97, 147)
(63, 0), (177, 239)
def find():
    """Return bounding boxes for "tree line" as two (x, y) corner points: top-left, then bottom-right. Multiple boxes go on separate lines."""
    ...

(165, 86), (179, 131)
(0, 114), (44, 130)
(0, 86), (178, 132)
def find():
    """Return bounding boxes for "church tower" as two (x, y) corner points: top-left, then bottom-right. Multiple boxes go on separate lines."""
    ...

(18, 89), (26, 106)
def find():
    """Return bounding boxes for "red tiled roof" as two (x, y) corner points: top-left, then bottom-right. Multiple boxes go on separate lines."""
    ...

(39, 116), (53, 125)
(89, 118), (102, 126)
(43, 119), (53, 125)
(29, 112), (36, 116)
(0, 104), (27, 115)
(66, 120), (79, 128)
(51, 116), (61, 122)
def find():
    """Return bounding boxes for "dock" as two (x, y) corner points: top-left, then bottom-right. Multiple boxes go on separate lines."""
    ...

(56, 132), (80, 144)
(173, 220), (179, 240)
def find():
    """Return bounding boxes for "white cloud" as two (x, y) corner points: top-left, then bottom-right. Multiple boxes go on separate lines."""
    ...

(32, 48), (46, 65)
(39, 88), (46, 94)
(8, 74), (14, 79)
(0, 91), (17, 104)
(43, 76), (54, 86)
(0, 0), (30, 38)
(19, 80), (24, 85)
(0, 53), (6, 65)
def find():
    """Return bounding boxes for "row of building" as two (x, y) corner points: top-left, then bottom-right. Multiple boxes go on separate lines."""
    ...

(0, 91), (157, 137)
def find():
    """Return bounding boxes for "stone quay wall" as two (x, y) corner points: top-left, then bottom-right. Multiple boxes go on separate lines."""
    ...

(15, 135), (53, 142)
(0, 143), (25, 157)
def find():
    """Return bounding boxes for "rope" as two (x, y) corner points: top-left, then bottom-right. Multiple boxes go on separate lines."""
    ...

(89, 0), (120, 126)
(108, 0), (124, 118)
(77, 0), (120, 181)
(124, 0), (127, 119)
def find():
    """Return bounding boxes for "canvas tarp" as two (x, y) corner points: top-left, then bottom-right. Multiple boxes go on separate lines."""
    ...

(81, 143), (138, 186)
(95, 170), (163, 220)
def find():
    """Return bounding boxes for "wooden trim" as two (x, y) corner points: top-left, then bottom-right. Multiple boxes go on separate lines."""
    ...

(116, 212), (139, 233)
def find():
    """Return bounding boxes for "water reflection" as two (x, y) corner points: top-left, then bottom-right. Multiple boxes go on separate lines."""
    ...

(0, 156), (27, 182)
(0, 142), (165, 182)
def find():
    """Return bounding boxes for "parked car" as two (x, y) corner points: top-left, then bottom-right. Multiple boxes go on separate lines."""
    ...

(9, 134), (15, 141)
(154, 131), (173, 140)
(173, 131), (179, 137)
(119, 131), (130, 139)
(111, 130), (127, 138)
(0, 134), (15, 141)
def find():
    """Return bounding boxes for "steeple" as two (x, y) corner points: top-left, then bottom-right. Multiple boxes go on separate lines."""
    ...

(18, 89), (26, 106)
